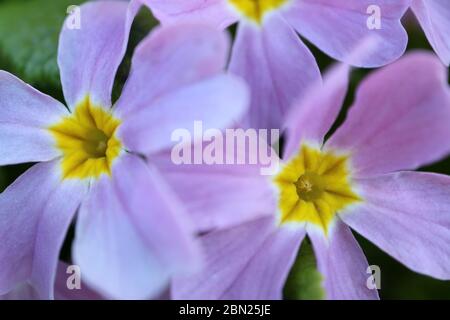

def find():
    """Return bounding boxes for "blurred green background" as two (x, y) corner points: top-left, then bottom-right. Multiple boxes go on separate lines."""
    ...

(0, 0), (449, 299)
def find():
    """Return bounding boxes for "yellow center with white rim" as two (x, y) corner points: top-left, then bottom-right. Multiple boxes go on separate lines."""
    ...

(274, 144), (361, 234)
(48, 97), (122, 180)
(228, 0), (289, 24)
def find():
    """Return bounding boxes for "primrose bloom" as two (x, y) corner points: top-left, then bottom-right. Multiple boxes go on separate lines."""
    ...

(142, 0), (410, 130)
(171, 52), (450, 299)
(410, 0), (450, 66)
(0, 1), (248, 299)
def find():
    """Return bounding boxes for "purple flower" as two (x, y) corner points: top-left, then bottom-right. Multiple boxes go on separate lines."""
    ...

(141, 0), (410, 130)
(410, 0), (450, 66)
(0, 1), (248, 299)
(171, 52), (450, 300)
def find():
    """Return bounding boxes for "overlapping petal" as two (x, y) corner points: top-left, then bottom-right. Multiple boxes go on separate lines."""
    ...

(53, 262), (104, 300)
(118, 74), (249, 156)
(114, 23), (231, 118)
(411, 0), (450, 66)
(172, 217), (303, 299)
(0, 161), (87, 299)
(327, 52), (450, 177)
(343, 172), (450, 280)
(283, 64), (349, 159)
(73, 155), (200, 299)
(58, 0), (140, 109)
(230, 14), (321, 130)
(152, 150), (276, 232)
(224, 225), (304, 299)
(1, 262), (103, 300)
(142, 0), (237, 29)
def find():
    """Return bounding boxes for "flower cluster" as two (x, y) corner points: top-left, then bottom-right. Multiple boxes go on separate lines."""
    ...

(0, 0), (450, 300)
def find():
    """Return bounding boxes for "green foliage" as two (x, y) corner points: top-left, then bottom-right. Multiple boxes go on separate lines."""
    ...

(0, 0), (158, 101)
(0, 0), (85, 97)
(283, 238), (325, 300)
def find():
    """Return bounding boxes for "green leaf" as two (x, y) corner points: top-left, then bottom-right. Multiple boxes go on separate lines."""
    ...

(283, 237), (326, 300)
(0, 0), (85, 96)
(0, 0), (158, 101)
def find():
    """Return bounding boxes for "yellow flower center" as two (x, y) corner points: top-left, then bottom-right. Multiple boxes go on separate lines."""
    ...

(228, 0), (289, 24)
(48, 97), (122, 180)
(274, 144), (361, 234)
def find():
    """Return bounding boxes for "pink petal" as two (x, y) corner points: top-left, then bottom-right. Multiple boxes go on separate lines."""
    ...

(114, 23), (231, 118)
(0, 71), (67, 165)
(223, 226), (304, 299)
(1, 261), (103, 300)
(284, 0), (409, 67)
(58, 0), (140, 109)
(0, 161), (87, 299)
(73, 154), (200, 299)
(118, 74), (249, 155)
(412, 0), (450, 66)
(308, 219), (379, 300)
(172, 217), (304, 300)
(327, 52), (450, 177)
(151, 149), (276, 232)
(0, 283), (39, 300)
(53, 262), (103, 300)
(284, 64), (349, 159)
(142, 0), (237, 29)
(343, 172), (450, 280)
(230, 14), (321, 130)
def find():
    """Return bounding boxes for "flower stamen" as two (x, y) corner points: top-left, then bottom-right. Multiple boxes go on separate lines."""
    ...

(296, 172), (324, 202)
(48, 97), (122, 180)
(274, 144), (361, 233)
